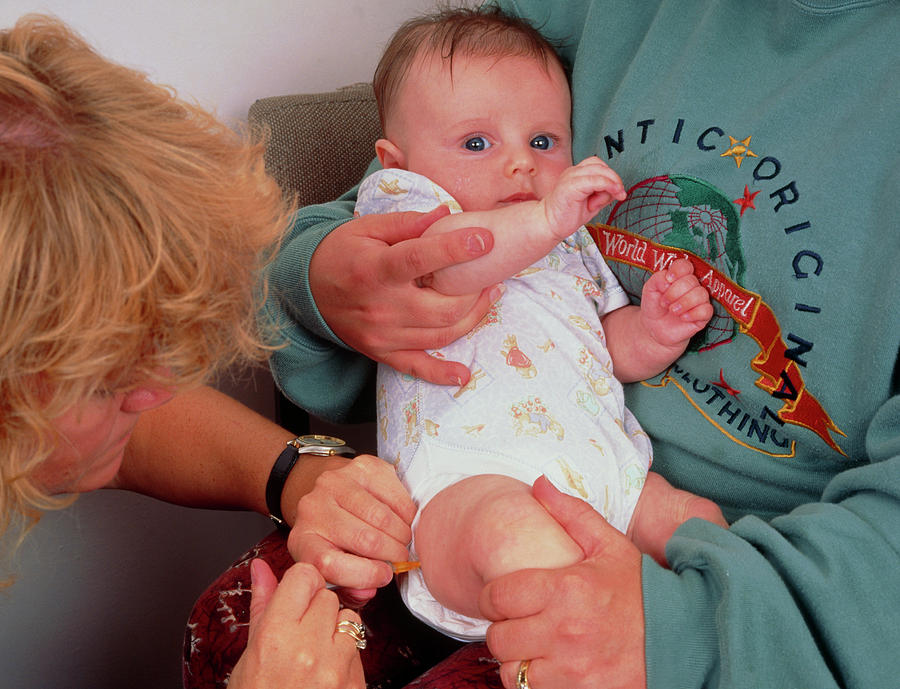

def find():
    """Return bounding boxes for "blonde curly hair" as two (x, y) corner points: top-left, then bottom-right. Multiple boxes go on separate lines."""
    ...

(0, 14), (293, 558)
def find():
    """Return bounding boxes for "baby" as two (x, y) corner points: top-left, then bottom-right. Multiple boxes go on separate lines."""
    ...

(356, 7), (725, 639)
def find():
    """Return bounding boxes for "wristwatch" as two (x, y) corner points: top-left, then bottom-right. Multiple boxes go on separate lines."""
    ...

(265, 434), (356, 527)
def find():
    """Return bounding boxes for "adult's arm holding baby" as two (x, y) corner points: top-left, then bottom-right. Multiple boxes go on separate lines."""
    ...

(267, 202), (501, 414)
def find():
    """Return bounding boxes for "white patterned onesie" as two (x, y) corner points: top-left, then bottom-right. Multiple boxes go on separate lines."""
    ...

(357, 168), (652, 640)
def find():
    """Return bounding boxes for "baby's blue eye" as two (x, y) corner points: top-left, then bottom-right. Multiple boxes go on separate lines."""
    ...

(464, 136), (490, 152)
(530, 135), (554, 150)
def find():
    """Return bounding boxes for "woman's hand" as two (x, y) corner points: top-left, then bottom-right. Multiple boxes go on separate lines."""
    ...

(229, 560), (365, 689)
(311, 206), (500, 386)
(289, 455), (416, 606)
(480, 477), (646, 689)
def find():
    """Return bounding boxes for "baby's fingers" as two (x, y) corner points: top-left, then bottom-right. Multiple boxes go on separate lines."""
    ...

(586, 191), (616, 215)
(578, 168), (626, 200)
(663, 258), (697, 281)
(678, 300), (714, 325)
(667, 283), (713, 320)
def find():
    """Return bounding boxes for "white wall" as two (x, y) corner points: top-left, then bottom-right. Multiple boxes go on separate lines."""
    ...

(0, 1), (435, 687)
(1, 0), (435, 123)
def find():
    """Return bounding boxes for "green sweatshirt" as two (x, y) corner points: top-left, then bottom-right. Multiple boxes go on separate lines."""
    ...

(264, 0), (899, 686)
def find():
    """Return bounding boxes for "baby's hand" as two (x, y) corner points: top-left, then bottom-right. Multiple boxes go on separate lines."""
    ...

(640, 258), (713, 347)
(541, 156), (626, 237)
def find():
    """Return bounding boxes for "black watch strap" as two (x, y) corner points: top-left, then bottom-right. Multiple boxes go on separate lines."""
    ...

(265, 443), (302, 528)
(265, 435), (356, 528)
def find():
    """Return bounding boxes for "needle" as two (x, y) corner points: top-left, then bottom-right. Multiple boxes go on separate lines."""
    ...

(390, 560), (421, 574)
(325, 560), (421, 590)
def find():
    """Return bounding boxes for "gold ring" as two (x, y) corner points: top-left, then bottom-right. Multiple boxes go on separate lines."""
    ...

(335, 619), (367, 650)
(517, 659), (532, 689)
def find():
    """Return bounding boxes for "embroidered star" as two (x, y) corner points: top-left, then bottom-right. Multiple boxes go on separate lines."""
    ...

(712, 368), (741, 397)
(720, 135), (758, 168)
(734, 185), (761, 216)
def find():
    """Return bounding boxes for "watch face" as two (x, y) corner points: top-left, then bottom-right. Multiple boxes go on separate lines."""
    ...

(297, 434), (346, 448)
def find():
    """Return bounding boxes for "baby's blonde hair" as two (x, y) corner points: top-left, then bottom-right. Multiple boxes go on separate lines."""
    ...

(0, 14), (292, 559)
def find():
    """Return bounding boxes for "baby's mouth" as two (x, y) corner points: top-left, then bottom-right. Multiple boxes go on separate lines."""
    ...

(498, 192), (538, 204)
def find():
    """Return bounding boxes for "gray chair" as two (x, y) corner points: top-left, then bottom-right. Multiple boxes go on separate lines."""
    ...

(249, 82), (381, 206)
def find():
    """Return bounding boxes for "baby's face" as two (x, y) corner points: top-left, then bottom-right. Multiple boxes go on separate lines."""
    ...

(386, 51), (573, 212)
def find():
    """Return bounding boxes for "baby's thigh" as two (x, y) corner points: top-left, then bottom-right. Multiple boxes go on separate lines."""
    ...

(418, 474), (584, 584)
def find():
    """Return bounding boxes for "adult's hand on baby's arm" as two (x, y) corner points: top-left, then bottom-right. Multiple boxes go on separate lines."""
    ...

(288, 455), (416, 606)
(311, 206), (499, 385)
(480, 476), (646, 689)
(641, 257), (714, 346)
(229, 560), (365, 689)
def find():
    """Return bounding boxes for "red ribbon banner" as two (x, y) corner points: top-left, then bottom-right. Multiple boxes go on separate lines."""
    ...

(588, 223), (846, 455)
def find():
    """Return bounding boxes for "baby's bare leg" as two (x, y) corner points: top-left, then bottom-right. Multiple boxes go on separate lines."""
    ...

(415, 474), (584, 619)
(627, 471), (727, 567)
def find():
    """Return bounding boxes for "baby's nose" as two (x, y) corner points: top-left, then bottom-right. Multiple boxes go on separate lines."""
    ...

(505, 148), (537, 177)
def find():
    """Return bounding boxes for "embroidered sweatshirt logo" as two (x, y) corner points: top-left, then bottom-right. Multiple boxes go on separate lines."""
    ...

(586, 129), (846, 456)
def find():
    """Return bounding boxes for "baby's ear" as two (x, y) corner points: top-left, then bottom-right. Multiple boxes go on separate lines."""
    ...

(375, 138), (407, 170)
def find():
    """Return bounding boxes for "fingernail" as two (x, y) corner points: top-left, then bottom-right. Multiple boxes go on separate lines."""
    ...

(489, 283), (506, 303)
(467, 232), (487, 254)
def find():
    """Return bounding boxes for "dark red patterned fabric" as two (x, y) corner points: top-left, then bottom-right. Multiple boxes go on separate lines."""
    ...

(400, 643), (504, 688)
(183, 530), (502, 688)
